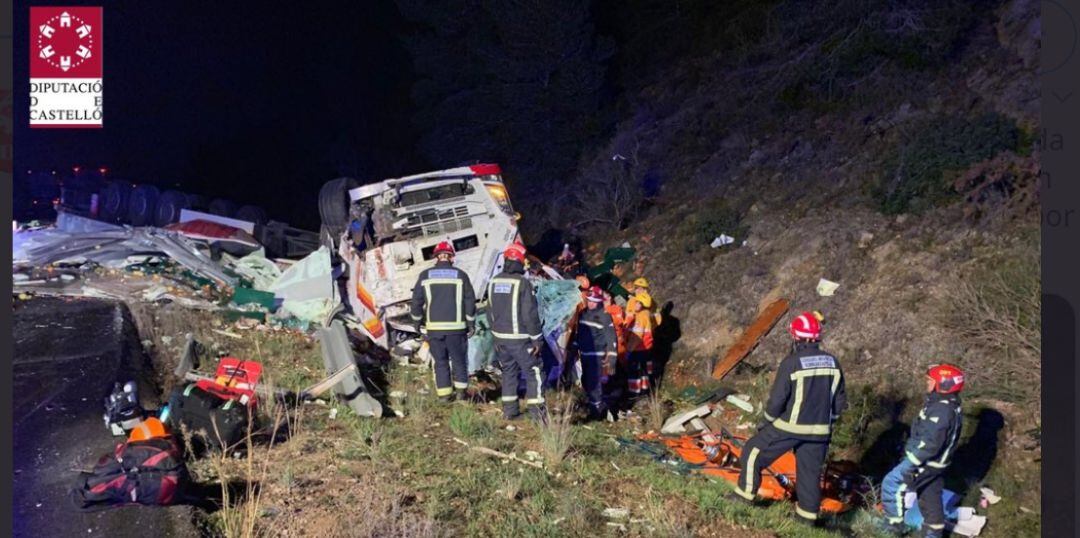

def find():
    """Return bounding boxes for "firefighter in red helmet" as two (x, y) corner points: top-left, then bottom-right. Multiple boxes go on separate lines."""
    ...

(732, 311), (846, 526)
(880, 364), (965, 538)
(410, 240), (477, 402)
(486, 243), (547, 422)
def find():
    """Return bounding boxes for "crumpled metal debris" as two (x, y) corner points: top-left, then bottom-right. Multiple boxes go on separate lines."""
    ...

(16, 217), (236, 287)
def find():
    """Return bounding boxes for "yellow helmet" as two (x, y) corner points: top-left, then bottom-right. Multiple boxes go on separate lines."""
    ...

(632, 277), (650, 289)
(635, 292), (653, 309)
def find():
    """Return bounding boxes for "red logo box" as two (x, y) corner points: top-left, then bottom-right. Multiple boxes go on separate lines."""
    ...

(29, 7), (103, 128)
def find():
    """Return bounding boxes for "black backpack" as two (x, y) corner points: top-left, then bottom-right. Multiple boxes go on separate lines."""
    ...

(72, 436), (189, 510)
(166, 382), (253, 454)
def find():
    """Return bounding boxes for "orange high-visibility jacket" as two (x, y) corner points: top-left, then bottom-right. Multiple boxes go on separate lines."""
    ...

(625, 292), (655, 352)
(605, 304), (628, 358)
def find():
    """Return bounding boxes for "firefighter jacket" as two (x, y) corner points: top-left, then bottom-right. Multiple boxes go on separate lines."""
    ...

(409, 260), (476, 335)
(576, 307), (618, 366)
(904, 392), (962, 469)
(763, 342), (847, 440)
(625, 292), (655, 352)
(485, 260), (543, 343)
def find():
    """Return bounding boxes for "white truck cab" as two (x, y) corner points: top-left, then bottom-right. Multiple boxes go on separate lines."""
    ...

(325, 164), (523, 349)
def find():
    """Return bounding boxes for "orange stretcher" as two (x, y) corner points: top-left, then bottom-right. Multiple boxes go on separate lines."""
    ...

(639, 430), (860, 514)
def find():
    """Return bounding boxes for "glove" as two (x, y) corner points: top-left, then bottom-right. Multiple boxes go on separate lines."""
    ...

(466, 323), (475, 339)
(756, 421), (772, 432)
(529, 340), (542, 357)
(902, 463), (924, 488)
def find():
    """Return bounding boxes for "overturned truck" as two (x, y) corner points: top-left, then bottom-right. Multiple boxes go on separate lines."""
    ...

(318, 164), (579, 376)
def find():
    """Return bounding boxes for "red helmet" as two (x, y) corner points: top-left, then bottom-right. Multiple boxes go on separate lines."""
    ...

(587, 285), (604, 303)
(433, 241), (455, 257)
(927, 364), (965, 394)
(504, 242), (526, 263)
(789, 311), (822, 341)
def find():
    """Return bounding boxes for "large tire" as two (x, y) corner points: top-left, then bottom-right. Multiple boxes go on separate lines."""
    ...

(154, 190), (188, 227)
(127, 185), (160, 226)
(208, 198), (237, 218)
(235, 205), (268, 228)
(98, 182), (130, 223)
(319, 177), (359, 236)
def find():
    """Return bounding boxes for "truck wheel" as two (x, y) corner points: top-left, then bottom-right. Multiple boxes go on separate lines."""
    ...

(99, 182), (130, 223)
(236, 205), (268, 228)
(208, 198), (237, 218)
(319, 177), (359, 236)
(154, 190), (188, 227)
(127, 185), (160, 226)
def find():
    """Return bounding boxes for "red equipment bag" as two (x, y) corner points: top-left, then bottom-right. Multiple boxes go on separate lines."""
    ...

(194, 357), (262, 404)
(71, 436), (189, 510)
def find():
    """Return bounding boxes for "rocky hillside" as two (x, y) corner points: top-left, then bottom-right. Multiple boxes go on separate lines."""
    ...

(555, 0), (1039, 396)
(550, 0), (1041, 531)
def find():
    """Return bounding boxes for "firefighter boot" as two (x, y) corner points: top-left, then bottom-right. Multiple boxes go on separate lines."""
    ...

(876, 518), (907, 536)
(502, 396), (522, 420)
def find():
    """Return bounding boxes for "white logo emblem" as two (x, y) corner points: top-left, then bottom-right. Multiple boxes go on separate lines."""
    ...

(36, 11), (93, 72)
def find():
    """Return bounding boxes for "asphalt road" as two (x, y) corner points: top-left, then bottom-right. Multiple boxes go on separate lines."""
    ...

(13, 297), (197, 537)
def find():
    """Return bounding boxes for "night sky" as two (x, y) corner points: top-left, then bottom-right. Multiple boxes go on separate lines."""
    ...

(14, 1), (419, 228)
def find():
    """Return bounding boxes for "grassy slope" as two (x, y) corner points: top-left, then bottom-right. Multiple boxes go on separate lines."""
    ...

(129, 307), (1034, 537)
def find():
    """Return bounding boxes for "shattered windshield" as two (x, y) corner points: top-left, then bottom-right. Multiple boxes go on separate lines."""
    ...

(396, 182), (474, 207)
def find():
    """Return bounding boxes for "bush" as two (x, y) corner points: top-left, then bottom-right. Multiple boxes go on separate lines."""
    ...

(943, 241), (1040, 403)
(875, 113), (1023, 214)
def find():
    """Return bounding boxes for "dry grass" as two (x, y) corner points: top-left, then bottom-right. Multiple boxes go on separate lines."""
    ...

(539, 396), (576, 468)
(642, 486), (695, 537)
(642, 391), (669, 433)
(498, 473), (524, 502)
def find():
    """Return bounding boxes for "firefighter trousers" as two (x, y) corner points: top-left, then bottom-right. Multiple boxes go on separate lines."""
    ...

(734, 425), (828, 522)
(428, 333), (469, 398)
(580, 351), (605, 413)
(495, 340), (544, 417)
(627, 350), (652, 394)
(881, 459), (946, 535)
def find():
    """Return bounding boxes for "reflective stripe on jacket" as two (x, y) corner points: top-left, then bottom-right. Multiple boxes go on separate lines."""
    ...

(904, 393), (962, 469)
(625, 294), (654, 352)
(409, 260), (476, 334)
(763, 342), (847, 440)
(485, 261), (543, 342)
(575, 308), (618, 361)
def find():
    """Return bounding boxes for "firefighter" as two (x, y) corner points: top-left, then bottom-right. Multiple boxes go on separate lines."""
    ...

(575, 286), (618, 420)
(487, 243), (547, 422)
(410, 241), (477, 403)
(732, 311), (847, 526)
(624, 277), (655, 396)
(880, 364), (965, 538)
(601, 291), (627, 367)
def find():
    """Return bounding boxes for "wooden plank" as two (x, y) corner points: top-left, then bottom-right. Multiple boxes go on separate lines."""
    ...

(711, 298), (790, 379)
